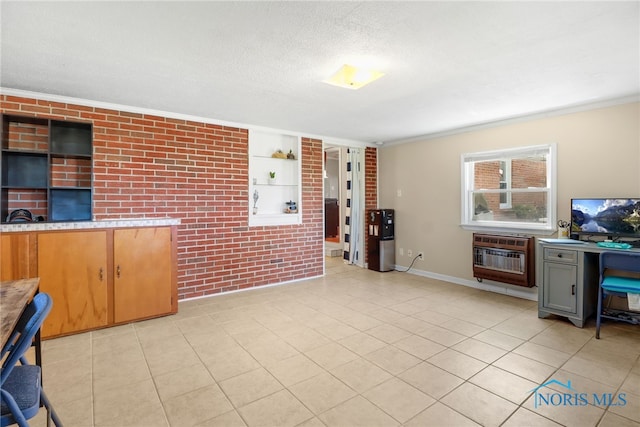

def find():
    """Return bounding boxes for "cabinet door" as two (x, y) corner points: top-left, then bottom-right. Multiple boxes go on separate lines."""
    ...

(113, 227), (173, 323)
(37, 231), (108, 337)
(543, 261), (578, 313)
(1, 233), (34, 280)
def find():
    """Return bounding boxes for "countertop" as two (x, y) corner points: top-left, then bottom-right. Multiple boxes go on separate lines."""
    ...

(0, 218), (181, 232)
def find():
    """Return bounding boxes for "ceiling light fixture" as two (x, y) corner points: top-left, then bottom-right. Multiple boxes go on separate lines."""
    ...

(324, 64), (384, 90)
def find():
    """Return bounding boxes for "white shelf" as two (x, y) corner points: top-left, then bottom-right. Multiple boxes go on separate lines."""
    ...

(250, 212), (300, 226)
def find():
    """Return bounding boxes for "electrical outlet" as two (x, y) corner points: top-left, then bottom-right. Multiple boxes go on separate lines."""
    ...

(407, 249), (413, 258)
(418, 252), (424, 260)
(399, 247), (404, 256)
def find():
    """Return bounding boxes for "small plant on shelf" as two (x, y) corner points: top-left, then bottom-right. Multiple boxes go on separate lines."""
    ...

(268, 171), (276, 185)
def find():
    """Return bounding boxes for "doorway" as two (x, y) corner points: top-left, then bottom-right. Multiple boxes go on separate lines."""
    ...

(324, 147), (342, 257)
(322, 145), (365, 266)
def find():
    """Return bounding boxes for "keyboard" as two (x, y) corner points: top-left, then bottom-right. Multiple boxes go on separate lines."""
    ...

(596, 241), (632, 249)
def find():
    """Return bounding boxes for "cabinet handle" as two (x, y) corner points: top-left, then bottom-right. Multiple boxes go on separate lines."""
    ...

(99, 268), (103, 281)
(117, 265), (121, 278)
(571, 284), (576, 295)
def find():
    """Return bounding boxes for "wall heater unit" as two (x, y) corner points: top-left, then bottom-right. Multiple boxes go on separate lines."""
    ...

(472, 233), (535, 288)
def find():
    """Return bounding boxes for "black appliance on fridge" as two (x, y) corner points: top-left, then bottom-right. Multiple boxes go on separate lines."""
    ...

(367, 209), (395, 272)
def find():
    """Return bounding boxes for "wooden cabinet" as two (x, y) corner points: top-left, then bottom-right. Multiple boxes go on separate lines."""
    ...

(8, 225), (178, 338)
(38, 230), (109, 337)
(113, 227), (174, 323)
(1, 114), (93, 223)
(1, 233), (36, 280)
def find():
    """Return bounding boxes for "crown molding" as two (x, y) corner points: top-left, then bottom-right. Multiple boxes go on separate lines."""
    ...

(0, 87), (375, 148)
(383, 94), (640, 147)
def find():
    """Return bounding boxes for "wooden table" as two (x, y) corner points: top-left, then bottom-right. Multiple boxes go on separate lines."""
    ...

(1, 278), (40, 358)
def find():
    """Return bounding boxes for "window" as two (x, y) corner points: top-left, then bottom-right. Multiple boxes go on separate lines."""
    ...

(498, 160), (511, 208)
(461, 144), (557, 234)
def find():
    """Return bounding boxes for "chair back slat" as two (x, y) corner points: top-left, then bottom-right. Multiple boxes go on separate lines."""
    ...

(600, 251), (640, 275)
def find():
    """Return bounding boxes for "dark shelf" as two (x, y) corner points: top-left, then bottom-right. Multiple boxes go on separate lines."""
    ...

(1, 148), (48, 156)
(1, 115), (49, 150)
(1, 185), (48, 190)
(50, 121), (92, 156)
(49, 152), (92, 160)
(49, 186), (92, 191)
(1, 152), (48, 188)
(1, 114), (93, 223)
(50, 188), (92, 222)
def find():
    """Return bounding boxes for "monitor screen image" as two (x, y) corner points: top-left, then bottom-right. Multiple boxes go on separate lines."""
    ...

(571, 198), (640, 239)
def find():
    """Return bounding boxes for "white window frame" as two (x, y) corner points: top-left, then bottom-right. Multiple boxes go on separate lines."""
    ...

(460, 144), (557, 235)
(498, 159), (512, 209)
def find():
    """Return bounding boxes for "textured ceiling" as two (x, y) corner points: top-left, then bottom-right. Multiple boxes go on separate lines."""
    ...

(1, 1), (639, 144)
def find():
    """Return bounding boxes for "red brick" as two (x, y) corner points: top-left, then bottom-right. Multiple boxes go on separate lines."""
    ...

(1, 95), (376, 300)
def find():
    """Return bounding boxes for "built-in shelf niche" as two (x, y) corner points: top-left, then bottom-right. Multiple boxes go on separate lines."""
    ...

(248, 129), (301, 226)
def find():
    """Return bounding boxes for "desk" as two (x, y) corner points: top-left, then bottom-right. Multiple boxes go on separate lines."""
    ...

(1, 278), (40, 362)
(537, 241), (640, 327)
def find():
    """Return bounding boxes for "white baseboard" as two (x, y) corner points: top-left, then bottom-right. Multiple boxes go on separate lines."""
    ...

(398, 266), (538, 301)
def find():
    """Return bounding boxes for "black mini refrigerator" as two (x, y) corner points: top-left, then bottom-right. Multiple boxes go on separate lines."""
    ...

(367, 209), (395, 272)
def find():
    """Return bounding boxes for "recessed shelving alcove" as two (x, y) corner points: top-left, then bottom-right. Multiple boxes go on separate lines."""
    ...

(248, 129), (301, 226)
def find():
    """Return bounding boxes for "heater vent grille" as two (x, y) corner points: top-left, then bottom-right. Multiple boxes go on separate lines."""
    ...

(472, 233), (535, 287)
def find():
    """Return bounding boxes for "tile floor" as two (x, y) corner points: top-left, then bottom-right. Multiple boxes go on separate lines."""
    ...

(29, 257), (640, 427)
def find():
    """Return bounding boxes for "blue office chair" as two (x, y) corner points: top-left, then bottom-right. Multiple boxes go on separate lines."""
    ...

(1, 293), (62, 427)
(595, 251), (640, 339)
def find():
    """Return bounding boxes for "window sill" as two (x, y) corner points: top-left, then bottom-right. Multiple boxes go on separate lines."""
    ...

(460, 223), (556, 236)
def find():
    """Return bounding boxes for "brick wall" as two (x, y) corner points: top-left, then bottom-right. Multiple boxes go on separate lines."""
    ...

(1, 95), (355, 299)
(2, 118), (49, 218)
(51, 157), (92, 187)
(364, 147), (378, 262)
(473, 159), (547, 220)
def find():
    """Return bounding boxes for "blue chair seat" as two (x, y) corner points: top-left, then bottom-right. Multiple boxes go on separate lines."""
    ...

(0, 366), (41, 421)
(601, 276), (640, 293)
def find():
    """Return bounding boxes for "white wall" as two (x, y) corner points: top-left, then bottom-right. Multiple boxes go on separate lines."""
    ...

(379, 102), (640, 297)
(324, 157), (340, 199)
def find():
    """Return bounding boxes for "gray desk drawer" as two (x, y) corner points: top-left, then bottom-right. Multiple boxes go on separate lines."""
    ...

(544, 247), (578, 263)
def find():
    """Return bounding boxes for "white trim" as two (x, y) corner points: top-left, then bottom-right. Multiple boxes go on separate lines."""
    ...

(0, 87), (376, 148)
(323, 138), (374, 149)
(399, 266), (538, 301)
(383, 94), (640, 146)
(178, 273), (324, 303)
(459, 224), (556, 236)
